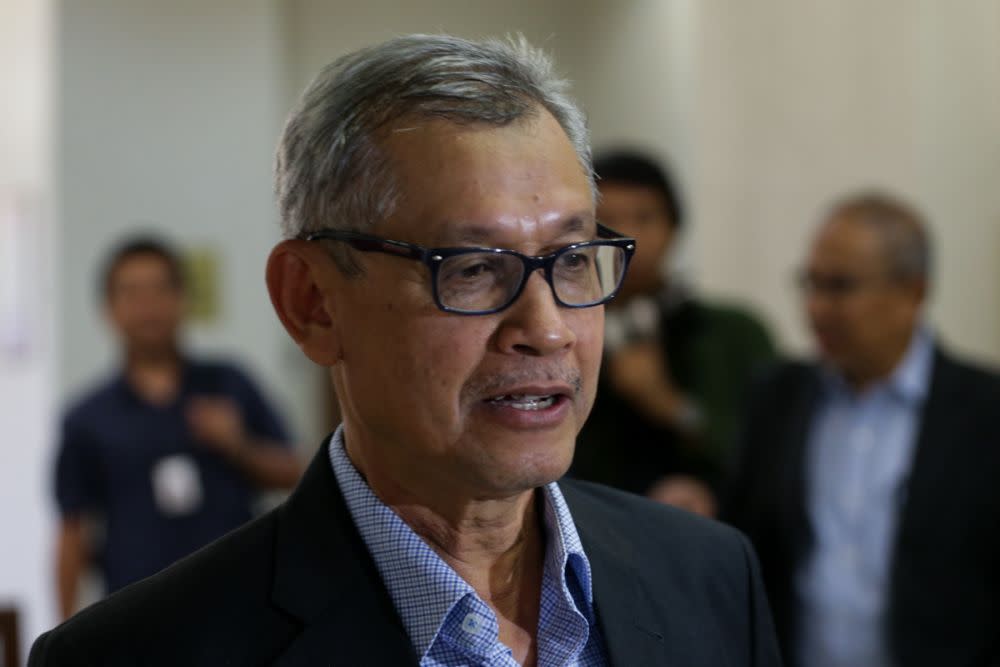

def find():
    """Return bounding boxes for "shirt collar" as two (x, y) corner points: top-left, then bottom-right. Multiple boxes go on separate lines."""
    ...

(327, 426), (597, 660)
(820, 326), (935, 404)
(112, 356), (192, 406)
(890, 326), (934, 402)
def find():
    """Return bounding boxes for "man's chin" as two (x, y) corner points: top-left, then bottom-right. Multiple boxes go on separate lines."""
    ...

(464, 440), (574, 497)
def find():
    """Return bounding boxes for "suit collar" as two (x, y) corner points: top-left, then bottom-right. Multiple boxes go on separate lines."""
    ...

(560, 480), (670, 666)
(892, 346), (957, 554)
(270, 437), (417, 665)
(781, 367), (824, 559)
(271, 439), (695, 666)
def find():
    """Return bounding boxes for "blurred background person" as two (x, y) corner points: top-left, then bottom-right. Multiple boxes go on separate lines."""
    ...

(724, 192), (1000, 667)
(53, 237), (302, 619)
(571, 150), (777, 515)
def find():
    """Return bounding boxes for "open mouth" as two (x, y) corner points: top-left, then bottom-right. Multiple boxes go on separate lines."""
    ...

(487, 394), (559, 411)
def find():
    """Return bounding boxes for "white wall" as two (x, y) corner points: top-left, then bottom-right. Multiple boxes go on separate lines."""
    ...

(0, 0), (56, 651)
(282, 0), (589, 104)
(576, 0), (1000, 362)
(58, 0), (322, 447)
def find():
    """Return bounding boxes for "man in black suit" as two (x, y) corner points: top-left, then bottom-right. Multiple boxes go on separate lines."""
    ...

(31, 34), (781, 666)
(725, 192), (1000, 667)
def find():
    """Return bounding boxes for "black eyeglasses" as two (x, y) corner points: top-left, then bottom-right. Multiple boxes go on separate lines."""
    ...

(795, 269), (894, 298)
(302, 223), (635, 315)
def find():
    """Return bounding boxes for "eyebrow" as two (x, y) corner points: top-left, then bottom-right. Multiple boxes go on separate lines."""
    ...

(443, 215), (595, 247)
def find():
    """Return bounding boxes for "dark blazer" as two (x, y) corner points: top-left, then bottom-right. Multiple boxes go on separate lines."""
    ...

(32, 437), (782, 666)
(725, 348), (1000, 667)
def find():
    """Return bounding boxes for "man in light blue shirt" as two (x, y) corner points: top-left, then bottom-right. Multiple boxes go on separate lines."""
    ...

(796, 326), (933, 667)
(727, 192), (1000, 667)
(31, 34), (782, 666)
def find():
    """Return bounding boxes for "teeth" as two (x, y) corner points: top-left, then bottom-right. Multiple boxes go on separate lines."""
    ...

(489, 394), (556, 410)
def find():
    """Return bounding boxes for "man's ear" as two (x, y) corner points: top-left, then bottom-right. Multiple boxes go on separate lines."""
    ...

(266, 240), (344, 365)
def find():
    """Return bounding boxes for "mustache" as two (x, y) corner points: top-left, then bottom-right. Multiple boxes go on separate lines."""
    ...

(462, 366), (584, 400)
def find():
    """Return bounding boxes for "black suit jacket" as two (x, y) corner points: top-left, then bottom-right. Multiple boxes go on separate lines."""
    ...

(32, 438), (781, 666)
(725, 348), (1000, 667)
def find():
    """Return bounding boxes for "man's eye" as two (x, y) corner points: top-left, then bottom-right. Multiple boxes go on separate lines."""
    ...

(459, 262), (493, 278)
(443, 256), (503, 284)
(559, 252), (592, 270)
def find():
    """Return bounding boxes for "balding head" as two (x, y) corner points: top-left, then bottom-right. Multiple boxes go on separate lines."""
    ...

(802, 191), (932, 389)
(823, 191), (931, 288)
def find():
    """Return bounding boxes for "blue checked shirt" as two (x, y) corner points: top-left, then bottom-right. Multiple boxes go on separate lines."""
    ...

(329, 428), (609, 667)
(796, 328), (934, 667)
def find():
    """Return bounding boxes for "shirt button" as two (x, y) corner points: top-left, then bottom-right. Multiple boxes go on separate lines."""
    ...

(461, 612), (484, 636)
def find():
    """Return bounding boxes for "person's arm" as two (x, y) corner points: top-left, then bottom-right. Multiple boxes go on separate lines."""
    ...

(186, 396), (302, 489)
(221, 436), (303, 489)
(56, 517), (87, 620)
(605, 341), (703, 436)
(53, 414), (101, 620)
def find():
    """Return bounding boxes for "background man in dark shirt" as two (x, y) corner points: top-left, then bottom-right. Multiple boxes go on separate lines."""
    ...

(573, 151), (776, 514)
(54, 237), (302, 618)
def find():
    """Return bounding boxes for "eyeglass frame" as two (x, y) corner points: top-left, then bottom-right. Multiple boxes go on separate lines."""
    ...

(301, 222), (636, 315)
(794, 268), (902, 299)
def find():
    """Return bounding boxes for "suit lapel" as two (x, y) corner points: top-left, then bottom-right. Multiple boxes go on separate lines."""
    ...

(563, 484), (669, 667)
(269, 439), (418, 666)
(888, 349), (956, 611)
(783, 367), (822, 562)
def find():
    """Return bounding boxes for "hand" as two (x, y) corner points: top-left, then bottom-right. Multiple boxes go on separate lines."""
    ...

(646, 475), (717, 517)
(606, 341), (687, 426)
(607, 340), (672, 397)
(186, 396), (246, 457)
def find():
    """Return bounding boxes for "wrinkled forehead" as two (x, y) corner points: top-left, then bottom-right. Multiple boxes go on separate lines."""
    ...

(377, 111), (596, 248)
(808, 215), (888, 272)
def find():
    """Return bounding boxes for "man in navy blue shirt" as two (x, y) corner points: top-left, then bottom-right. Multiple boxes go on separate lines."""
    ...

(54, 237), (302, 619)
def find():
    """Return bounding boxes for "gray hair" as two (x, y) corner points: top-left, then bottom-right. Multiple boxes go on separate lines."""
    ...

(275, 34), (593, 274)
(825, 191), (932, 283)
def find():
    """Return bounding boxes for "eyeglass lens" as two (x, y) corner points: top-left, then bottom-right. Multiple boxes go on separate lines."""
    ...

(437, 244), (627, 313)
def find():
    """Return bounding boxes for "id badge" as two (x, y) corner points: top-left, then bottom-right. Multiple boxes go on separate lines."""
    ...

(151, 455), (204, 516)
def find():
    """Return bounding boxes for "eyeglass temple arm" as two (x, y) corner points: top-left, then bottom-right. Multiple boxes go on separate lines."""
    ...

(307, 230), (426, 261)
(596, 223), (627, 239)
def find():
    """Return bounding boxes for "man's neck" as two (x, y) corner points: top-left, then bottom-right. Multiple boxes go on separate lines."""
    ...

(344, 436), (545, 665)
(842, 330), (920, 394)
(392, 489), (543, 596)
(393, 490), (544, 667)
(125, 347), (182, 405)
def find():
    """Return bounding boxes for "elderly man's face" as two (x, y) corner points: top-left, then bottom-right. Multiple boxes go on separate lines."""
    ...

(331, 110), (602, 498)
(802, 216), (922, 383)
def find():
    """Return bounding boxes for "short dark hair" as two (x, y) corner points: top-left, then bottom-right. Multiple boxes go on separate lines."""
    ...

(593, 150), (684, 230)
(100, 236), (184, 299)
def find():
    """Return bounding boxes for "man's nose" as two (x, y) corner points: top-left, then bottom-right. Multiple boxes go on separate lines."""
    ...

(493, 270), (576, 357)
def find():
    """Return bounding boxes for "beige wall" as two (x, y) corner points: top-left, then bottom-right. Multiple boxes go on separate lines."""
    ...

(575, 0), (1000, 362)
(282, 0), (588, 103)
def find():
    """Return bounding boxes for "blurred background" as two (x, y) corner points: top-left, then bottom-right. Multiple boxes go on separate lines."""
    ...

(2, 0), (998, 655)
